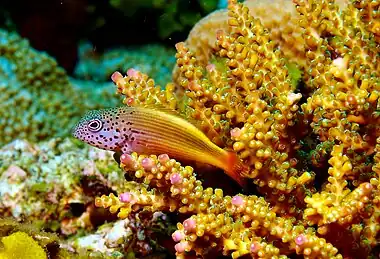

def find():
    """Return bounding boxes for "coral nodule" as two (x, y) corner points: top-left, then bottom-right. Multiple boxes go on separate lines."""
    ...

(72, 0), (379, 258)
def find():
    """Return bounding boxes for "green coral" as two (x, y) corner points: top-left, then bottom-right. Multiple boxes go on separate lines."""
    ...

(74, 43), (176, 87)
(0, 29), (122, 146)
(0, 29), (83, 145)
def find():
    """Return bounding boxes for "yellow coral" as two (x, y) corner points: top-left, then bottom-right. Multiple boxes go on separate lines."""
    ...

(0, 232), (47, 259)
(91, 0), (379, 257)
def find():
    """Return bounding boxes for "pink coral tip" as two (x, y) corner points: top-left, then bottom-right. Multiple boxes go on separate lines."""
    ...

(119, 192), (132, 203)
(174, 242), (186, 253)
(183, 218), (196, 231)
(232, 195), (244, 206)
(170, 173), (183, 185)
(141, 158), (155, 170)
(250, 242), (260, 253)
(111, 71), (123, 83)
(172, 230), (185, 242)
(127, 68), (140, 79)
(120, 154), (133, 166)
(230, 128), (242, 138)
(158, 154), (170, 163)
(295, 234), (307, 246)
(206, 64), (216, 72)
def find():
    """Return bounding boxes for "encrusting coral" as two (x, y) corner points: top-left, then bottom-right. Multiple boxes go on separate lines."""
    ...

(0, 29), (84, 145)
(0, 138), (123, 235)
(74, 42), (176, 87)
(0, 29), (123, 146)
(0, 231), (47, 259)
(0, 218), (74, 259)
(0, 138), (176, 257)
(67, 211), (173, 258)
(65, 0), (379, 258)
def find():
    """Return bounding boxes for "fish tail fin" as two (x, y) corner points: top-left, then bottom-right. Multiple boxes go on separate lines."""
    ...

(224, 151), (249, 188)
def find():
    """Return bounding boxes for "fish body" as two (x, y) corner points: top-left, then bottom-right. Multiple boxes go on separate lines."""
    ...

(72, 106), (247, 186)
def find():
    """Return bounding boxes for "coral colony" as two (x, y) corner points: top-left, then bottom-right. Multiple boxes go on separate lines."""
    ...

(0, 0), (379, 258)
(92, 0), (379, 258)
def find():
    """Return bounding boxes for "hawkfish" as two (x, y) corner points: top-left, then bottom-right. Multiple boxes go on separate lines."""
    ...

(72, 106), (248, 187)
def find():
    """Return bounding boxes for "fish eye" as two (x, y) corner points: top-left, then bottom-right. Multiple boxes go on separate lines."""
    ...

(87, 119), (103, 132)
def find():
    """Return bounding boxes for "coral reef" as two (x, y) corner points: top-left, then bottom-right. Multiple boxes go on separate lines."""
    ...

(74, 42), (176, 87)
(174, 0), (348, 80)
(0, 29), (122, 146)
(94, 0), (380, 258)
(0, 29), (82, 145)
(66, 211), (174, 258)
(0, 218), (75, 259)
(0, 138), (123, 235)
(0, 231), (47, 259)
(0, 138), (176, 258)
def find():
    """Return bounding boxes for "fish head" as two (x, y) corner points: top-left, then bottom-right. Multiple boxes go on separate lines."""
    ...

(72, 108), (123, 151)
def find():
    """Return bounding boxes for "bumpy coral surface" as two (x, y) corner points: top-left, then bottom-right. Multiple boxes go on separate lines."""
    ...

(74, 42), (176, 87)
(95, 0), (379, 258)
(174, 0), (349, 81)
(0, 231), (47, 259)
(0, 138), (124, 235)
(67, 211), (173, 258)
(0, 218), (77, 259)
(0, 30), (123, 146)
(0, 29), (85, 145)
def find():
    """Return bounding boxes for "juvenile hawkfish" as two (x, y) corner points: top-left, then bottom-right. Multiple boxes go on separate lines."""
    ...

(72, 106), (248, 187)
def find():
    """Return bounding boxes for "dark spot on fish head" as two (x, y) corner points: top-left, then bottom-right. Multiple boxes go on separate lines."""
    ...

(72, 108), (123, 151)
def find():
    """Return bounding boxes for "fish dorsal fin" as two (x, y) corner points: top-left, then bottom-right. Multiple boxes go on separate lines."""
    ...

(140, 103), (202, 129)
(141, 103), (182, 116)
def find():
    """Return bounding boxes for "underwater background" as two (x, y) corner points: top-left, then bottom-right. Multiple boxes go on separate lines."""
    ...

(0, 0), (379, 258)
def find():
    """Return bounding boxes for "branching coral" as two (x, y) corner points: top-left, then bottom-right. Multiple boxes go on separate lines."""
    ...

(293, 0), (380, 254)
(90, 0), (378, 258)
(96, 153), (339, 258)
(172, 0), (348, 84)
